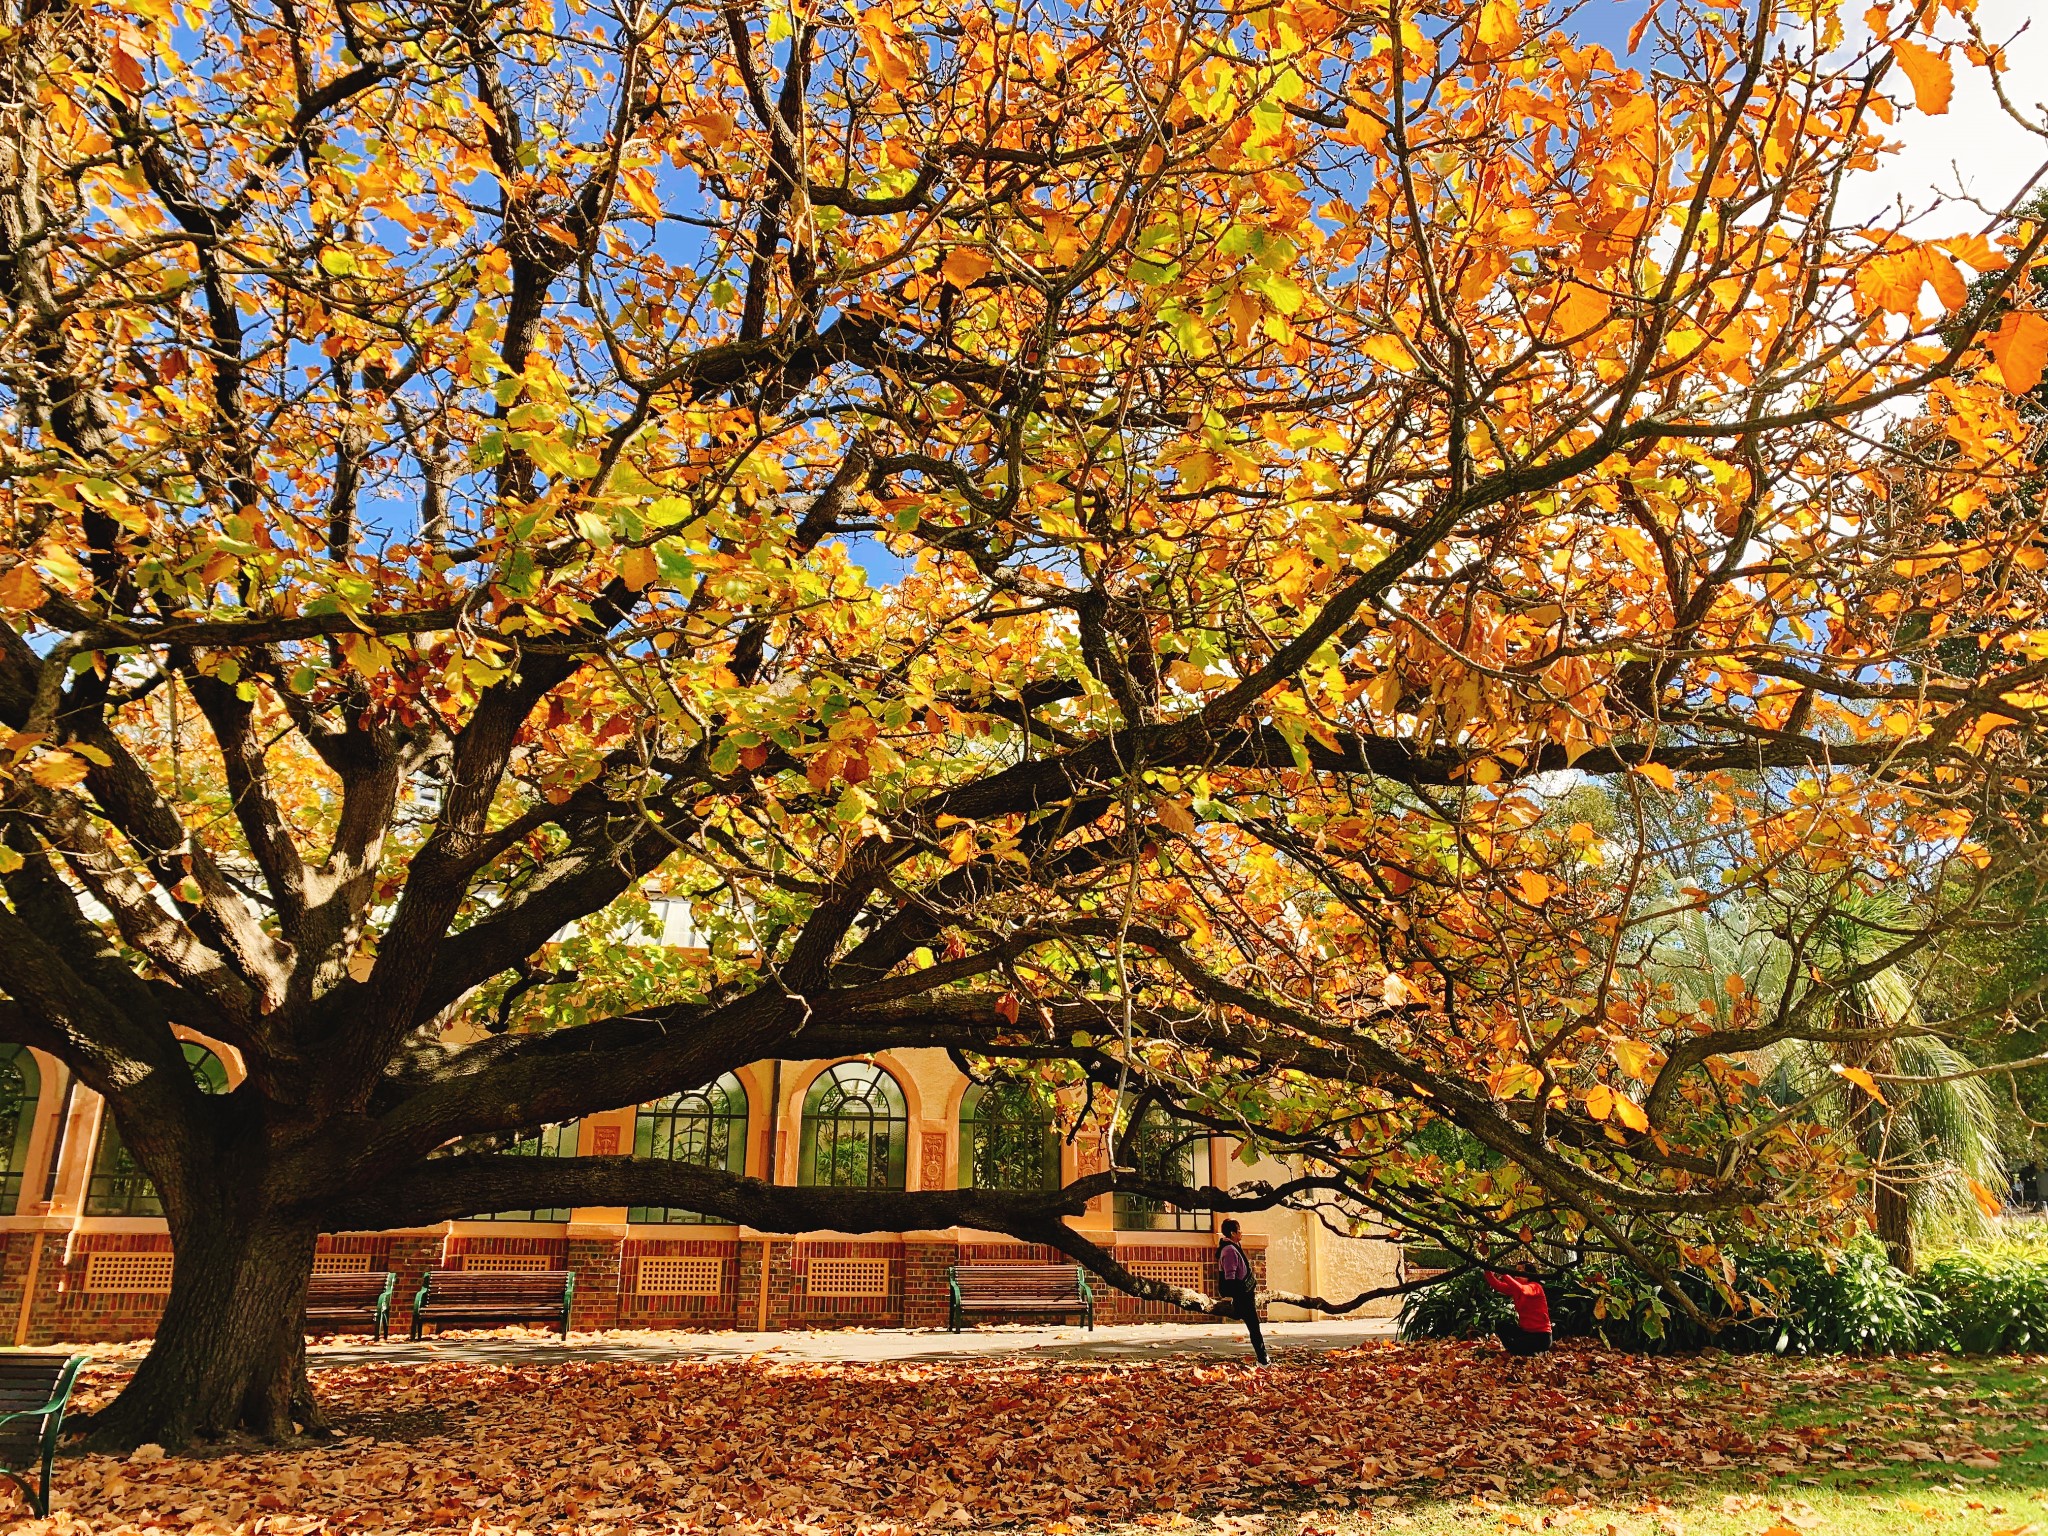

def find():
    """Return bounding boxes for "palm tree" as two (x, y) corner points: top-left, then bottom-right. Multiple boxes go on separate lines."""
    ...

(1651, 896), (2005, 1273)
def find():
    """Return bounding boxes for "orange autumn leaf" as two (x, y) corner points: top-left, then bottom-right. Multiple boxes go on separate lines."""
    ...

(0, 563), (43, 610)
(941, 247), (994, 287)
(1892, 39), (1953, 114)
(620, 545), (659, 591)
(1991, 311), (2048, 394)
(1516, 868), (1552, 904)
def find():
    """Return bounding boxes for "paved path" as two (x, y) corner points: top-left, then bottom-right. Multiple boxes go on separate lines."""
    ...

(307, 1317), (1398, 1370)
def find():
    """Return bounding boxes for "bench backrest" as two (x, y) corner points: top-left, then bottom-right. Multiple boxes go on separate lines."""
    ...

(951, 1264), (1086, 1299)
(0, 1355), (83, 1464)
(420, 1269), (571, 1304)
(305, 1272), (393, 1306)
(0, 1356), (78, 1419)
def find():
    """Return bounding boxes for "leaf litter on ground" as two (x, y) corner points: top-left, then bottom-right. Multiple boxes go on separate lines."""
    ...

(10, 1340), (2043, 1535)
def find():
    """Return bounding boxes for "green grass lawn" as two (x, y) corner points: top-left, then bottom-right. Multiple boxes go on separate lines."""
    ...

(1354, 1357), (2048, 1536)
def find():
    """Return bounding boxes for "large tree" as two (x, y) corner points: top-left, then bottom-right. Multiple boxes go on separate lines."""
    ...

(3, 0), (2047, 1448)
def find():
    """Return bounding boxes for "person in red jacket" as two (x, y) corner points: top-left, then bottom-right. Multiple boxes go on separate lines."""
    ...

(1483, 1270), (1553, 1356)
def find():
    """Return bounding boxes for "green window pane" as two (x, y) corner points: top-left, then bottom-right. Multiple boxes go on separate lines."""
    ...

(0, 1046), (39, 1217)
(629, 1072), (748, 1224)
(797, 1062), (907, 1191)
(960, 1080), (1058, 1191)
(461, 1120), (582, 1222)
(1113, 1106), (1209, 1232)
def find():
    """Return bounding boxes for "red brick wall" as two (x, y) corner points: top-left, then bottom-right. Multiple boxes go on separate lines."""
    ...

(618, 1237), (742, 1328)
(779, 1240), (904, 1328)
(42, 1232), (174, 1343)
(382, 1234), (449, 1336)
(902, 1239), (956, 1328)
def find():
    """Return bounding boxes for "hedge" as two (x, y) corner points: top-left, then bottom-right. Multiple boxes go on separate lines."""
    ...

(1396, 1239), (2048, 1356)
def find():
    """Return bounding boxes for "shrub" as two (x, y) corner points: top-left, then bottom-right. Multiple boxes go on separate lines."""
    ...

(1397, 1268), (1513, 1341)
(1918, 1247), (2048, 1354)
(1745, 1242), (1928, 1356)
(1397, 1238), (1932, 1356)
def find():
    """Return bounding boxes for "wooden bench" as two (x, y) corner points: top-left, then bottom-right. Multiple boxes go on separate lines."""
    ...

(304, 1271), (396, 1341)
(948, 1263), (1094, 1331)
(410, 1269), (575, 1339)
(0, 1354), (86, 1516)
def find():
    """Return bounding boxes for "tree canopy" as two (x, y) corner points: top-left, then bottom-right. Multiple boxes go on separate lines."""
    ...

(3, 0), (2048, 1443)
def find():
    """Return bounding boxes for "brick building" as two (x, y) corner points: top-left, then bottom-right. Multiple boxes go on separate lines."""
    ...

(0, 1039), (1397, 1344)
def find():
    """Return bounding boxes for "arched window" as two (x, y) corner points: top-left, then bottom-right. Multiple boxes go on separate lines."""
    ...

(0, 1046), (40, 1216)
(466, 1121), (581, 1222)
(960, 1080), (1058, 1191)
(797, 1062), (907, 1190)
(629, 1073), (748, 1224)
(86, 1042), (227, 1217)
(1113, 1105), (1209, 1231)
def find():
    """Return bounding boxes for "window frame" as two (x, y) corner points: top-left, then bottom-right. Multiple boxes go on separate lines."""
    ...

(796, 1061), (909, 1191)
(629, 1072), (749, 1224)
(959, 1079), (1060, 1192)
(1112, 1105), (1211, 1232)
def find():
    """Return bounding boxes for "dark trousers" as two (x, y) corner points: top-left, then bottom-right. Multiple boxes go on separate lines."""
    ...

(1231, 1291), (1269, 1364)
(1496, 1323), (1552, 1357)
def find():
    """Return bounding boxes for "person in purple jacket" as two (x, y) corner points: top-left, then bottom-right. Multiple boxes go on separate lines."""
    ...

(1217, 1219), (1269, 1365)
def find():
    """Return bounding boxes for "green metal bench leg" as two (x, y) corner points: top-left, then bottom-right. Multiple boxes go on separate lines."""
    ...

(2, 1467), (46, 1519)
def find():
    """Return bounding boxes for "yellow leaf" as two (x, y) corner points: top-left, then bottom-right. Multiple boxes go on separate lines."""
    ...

(1611, 1093), (1649, 1132)
(1584, 1083), (1615, 1121)
(27, 751), (89, 790)
(941, 248), (993, 287)
(1639, 760), (1677, 791)
(1834, 1064), (1887, 1104)
(1361, 333), (1417, 371)
(859, 10), (917, 91)
(1475, 0), (1521, 52)
(1516, 869), (1551, 904)
(945, 827), (977, 865)
(1892, 40), (1952, 114)
(1991, 311), (2048, 395)
(1612, 1039), (1654, 1081)
(620, 169), (665, 221)
(1922, 249), (1967, 312)
(621, 545), (659, 591)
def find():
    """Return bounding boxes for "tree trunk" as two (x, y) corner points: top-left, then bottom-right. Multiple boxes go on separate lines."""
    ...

(82, 1207), (323, 1450)
(1875, 1174), (1915, 1274)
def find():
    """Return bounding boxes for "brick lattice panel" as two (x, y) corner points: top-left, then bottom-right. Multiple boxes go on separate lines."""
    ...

(805, 1256), (889, 1297)
(1125, 1259), (1204, 1292)
(460, 1253), (552, 1272)
(312, 1252), (375, 1274)
(82, 1252), (173, 1294)
(634, 1256), (725, 1296)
